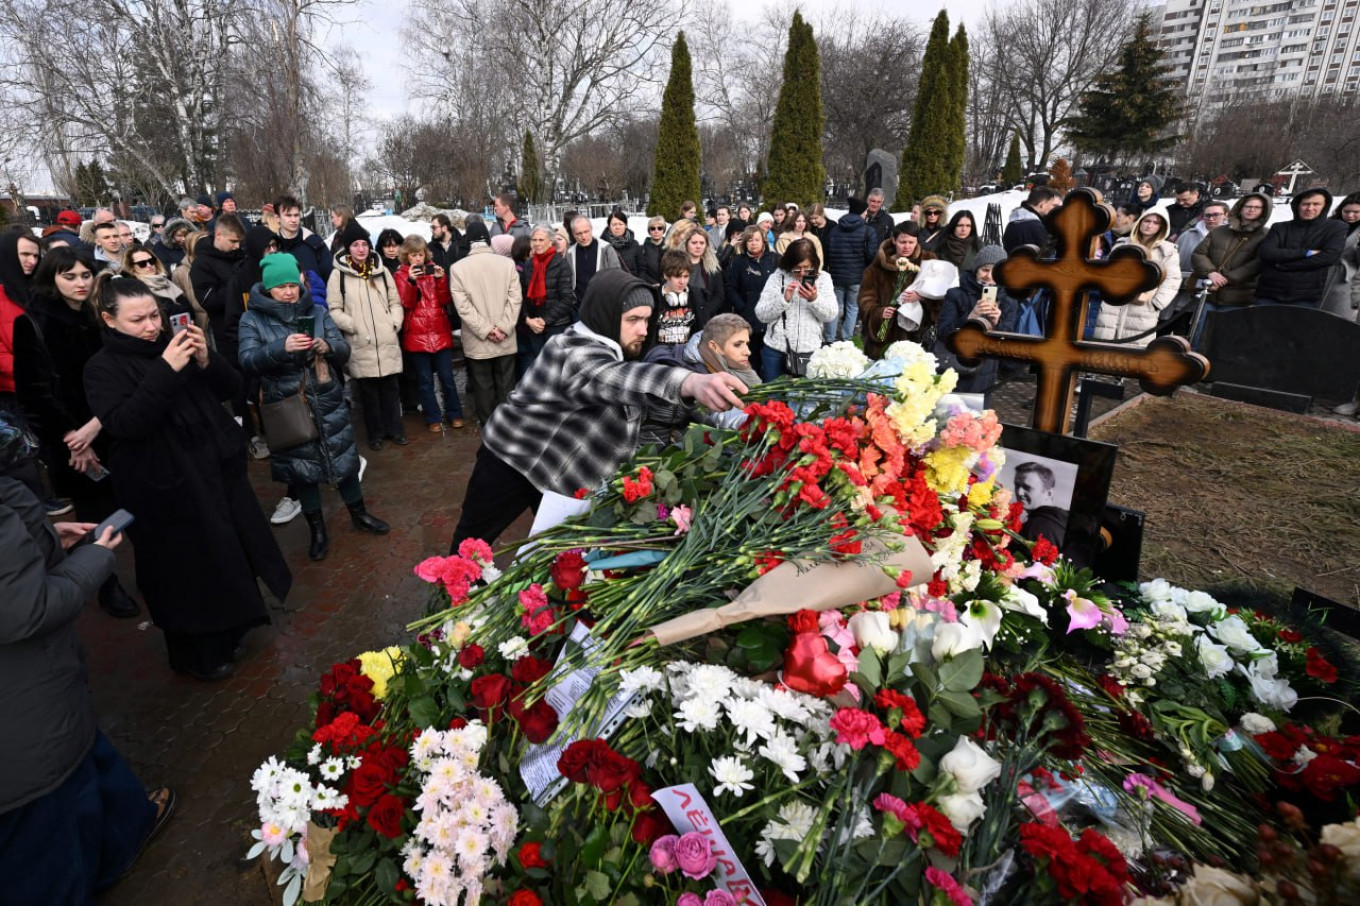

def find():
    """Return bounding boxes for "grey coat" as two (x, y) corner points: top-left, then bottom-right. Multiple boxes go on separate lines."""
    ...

(238, 287), (360, 486)
(0, 477), (115, 813)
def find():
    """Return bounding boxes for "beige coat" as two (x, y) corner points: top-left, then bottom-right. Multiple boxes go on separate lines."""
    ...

(450, 246), (521, 360)
(327, 255), (404, 378)
(1095, 213), (1181, 348)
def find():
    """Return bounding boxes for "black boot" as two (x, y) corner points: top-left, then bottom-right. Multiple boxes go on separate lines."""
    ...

(304, 510), (329, 561)
(347, 499), (390, 535)
(98, 574), (140, 618)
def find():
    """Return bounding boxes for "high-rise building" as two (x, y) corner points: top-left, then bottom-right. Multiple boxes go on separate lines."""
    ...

(1152, 0), (1360, 112)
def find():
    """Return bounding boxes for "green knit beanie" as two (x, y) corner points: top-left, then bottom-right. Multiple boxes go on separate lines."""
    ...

(260, 253), (302, 290)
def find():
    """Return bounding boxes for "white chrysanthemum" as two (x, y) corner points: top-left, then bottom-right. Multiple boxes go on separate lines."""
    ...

(619, 665), (665, 696)
(498, 636), (529, 660)
(685, 664), (736, 701)
(623, 699), (652, 719)
(807, 341), (870, 379)
(251, 756), (287, 793)
(726, 697), (777, 743)
(306, 744), (323, 766)
(1239, 712), (1276, 735)
(758, 686), (811, 724)
(730, 676), (766, 701)
(676, 697), (722, 733)
(883, 341), (938, 370)
(758, 733), (807, 783)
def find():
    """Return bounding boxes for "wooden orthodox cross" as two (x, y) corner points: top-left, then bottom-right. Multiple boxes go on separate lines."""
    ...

(948, 188), (1209, 434)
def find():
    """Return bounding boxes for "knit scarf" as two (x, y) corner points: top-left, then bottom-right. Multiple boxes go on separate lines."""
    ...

(527, 248), (555, 305)
(138, 273), (183, 300)
(943, 234), (976, 266)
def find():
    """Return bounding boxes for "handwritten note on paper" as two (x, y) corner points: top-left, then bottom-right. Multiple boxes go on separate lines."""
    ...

(518, 623), (637, 806)
(652, 784), (768, 906)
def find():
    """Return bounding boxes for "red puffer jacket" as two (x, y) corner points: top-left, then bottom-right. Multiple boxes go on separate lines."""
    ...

(395, 264), (454, 354)
(0, 288), (23, 393)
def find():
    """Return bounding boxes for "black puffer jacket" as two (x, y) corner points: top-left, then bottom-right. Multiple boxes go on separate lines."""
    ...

(938, 269), (1019, 393)
(190, 236), (244, 357)
(725, 251), (780, 337)
(1256, 189), (1350, 304)
(237, 288), (358, 486)
(639, 239), (665, 285)
(519, 251), (577, 328)
(825, 213), (877, 288)
(603, 230), (643, 277)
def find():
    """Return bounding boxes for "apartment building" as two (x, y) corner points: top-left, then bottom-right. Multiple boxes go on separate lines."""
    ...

(1152, 0), (1360, 112)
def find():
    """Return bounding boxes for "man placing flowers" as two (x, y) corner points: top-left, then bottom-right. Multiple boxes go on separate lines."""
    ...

(449, 270), (747, 550)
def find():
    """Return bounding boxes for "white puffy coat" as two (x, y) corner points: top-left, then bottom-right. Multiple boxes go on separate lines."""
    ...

(754, 269), (837, 355)
(1094, 213), (1182, 348)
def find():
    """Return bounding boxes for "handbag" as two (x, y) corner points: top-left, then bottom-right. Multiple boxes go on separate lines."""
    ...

(258, 378), (318, 451)
(780, 303), (812, 377)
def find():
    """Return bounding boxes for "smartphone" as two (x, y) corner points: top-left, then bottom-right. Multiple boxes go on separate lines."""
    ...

(169, 312), (191, 335)
(86, 508), (135, 543)
(296, 314), (315, 337)
(84, 461), (110, 482)
(801, 274), (817, 288)
(981, 285), (998, 304)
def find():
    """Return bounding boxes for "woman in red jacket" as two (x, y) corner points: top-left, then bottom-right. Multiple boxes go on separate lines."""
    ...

(395, 236), (464, 431)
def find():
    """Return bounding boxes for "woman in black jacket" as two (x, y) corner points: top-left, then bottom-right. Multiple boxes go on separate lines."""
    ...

(0, 414), (172, 903)
(639, 215), (667, 285)
(517, 225), (577, 376)
(602, 210), (643, 276)
(12, 248), (141, 617)
(84, 278), (291, 681)
(724, 226), (780, 363)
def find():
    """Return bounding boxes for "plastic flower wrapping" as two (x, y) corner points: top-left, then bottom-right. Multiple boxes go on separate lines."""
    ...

(248, 347), (1360, 905)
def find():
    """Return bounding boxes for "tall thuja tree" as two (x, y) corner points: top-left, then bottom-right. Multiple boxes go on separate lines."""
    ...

(520, 130), (543, 204)
(649, 31), (702, 218)
(764, 11), (825, 205)
(896, 11), (953, 208)
(1065, 12), (1184, 162)
(1001, 134), (1024, 184)
(946, 25), (969, 193)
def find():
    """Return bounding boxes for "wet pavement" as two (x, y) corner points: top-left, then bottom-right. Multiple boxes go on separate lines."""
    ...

(86, 365), (1341, 904)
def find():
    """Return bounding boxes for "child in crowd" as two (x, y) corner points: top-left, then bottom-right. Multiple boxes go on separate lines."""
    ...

(652, 250), (695, 347)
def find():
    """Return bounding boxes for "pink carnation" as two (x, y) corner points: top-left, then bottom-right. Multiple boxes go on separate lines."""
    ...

(457, 538), (494, 565)
(828, 708), (887, 750)
(925, 866), (972, 906)
(872, 793), (910, 823)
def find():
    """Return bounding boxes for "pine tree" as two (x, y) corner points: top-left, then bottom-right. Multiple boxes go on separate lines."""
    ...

(764, 11), (826, 205)
(648, 32), (702, 219)
(520, 131), (543, 205)
(1049, 158), (1074, 192)
(1065, 13), (1184, 162)
(897, 11), (953, 209)
(1001, 134), (1024, 185)
(945, 26), (969, 193)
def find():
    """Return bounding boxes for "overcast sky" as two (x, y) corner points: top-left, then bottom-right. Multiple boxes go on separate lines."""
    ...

(336, 0), (996, 122)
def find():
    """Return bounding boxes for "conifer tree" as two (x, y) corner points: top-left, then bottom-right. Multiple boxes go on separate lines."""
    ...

(896, 11), (952, 209)
(946, 26), (969, 193)
(1001, 134), (1024, 185)
(1065, 13), (1184, 162)
(764, 11), (826, 205)
(649, 32), (702, 218)
(520, 131), (543, 205)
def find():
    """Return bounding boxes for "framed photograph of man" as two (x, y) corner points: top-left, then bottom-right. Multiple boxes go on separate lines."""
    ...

(996, 425), (1119, 566)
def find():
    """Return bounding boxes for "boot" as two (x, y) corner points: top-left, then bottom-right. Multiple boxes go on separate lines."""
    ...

(304, 510), (329, 561)
(98, 574), (141, 618)
(347, 499), (390, 535)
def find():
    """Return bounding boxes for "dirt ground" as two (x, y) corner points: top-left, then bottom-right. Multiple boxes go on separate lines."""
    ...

(1089, 391), (1360, 607)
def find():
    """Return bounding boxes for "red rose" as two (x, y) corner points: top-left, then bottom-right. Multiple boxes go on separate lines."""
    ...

(630, 810), (669, 845)
(511, 656), (553, 685)
(787, 609), (820, 634)
(348, 759), (393, 808)
(449, 717), (468, 730)
(518, 842), (548, 870)
(470, 674), (512, 712)
(628, 780), (655, 812)
(586, 748), (640, 794)
(457, 644), (485, 669)
(513, 699), (560, 744)
(508, 891), (543, 906)
(366, 793), (406, 839)
(550, 549), (589, 592)
(558, 739), (606, 784)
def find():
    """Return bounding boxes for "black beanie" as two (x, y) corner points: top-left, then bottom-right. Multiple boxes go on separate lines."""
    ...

(243, 225), (280, 264)
(578, 270), (656, 346)
(464, 220), (491, 245)
(337, 220), (371, 250)
(848, 197), (868, 216)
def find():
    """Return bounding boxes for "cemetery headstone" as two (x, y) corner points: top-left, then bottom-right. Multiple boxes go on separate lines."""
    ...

(1203, 306), (1360, 404)
(864, 149), (897, 206)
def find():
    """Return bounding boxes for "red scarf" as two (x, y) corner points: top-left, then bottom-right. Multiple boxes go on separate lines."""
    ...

(527, 248), (555, 305)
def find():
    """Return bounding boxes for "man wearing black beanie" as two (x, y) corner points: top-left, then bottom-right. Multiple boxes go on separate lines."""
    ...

(449, 269), (746, 550)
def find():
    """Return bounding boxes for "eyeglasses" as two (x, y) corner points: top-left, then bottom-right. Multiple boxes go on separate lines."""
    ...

(151, 222), (164, 228)
(131, 257), (157, 269)
(648, 226), (665, 232)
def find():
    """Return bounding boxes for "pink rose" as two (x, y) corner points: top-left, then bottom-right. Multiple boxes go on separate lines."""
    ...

(673, 831), (717, 880)
(705, 891), (738, 906)
(676, 895), (703, 906)
(649, 835), (679, 874)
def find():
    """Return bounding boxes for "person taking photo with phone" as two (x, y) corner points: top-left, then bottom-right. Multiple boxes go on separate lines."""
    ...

(753, 238), (836, 380)
(239, 254), (389, 562)
(935, 245), (1018, 396)
(83, 277), (291, 681)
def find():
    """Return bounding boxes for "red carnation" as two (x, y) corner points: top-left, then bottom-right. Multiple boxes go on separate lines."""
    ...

(1031, 536), (1059, 565)
(883, 731), (922, 771)
(518, 842), (548, 870)
(457, 644), (485, 669)
(366, 793), (406, 838)
(918, 804), (962, 857)
(586, 747), (640, 794)
(550, 549), (589, 591)
(874, 689), (926, 738)
(1306, 647), (1339, 684)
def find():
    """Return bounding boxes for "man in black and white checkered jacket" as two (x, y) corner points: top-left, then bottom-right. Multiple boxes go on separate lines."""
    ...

(450, 269), (747, 550)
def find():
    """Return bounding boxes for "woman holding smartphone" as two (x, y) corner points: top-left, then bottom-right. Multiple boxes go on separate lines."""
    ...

(753, 238), (836, 380)
(12, 250), (141, 617)
(84, 277), (291, 681)
(240, 254), (388, 562)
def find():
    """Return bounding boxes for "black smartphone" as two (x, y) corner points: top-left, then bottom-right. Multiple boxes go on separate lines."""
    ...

(801, 274), (817, 288)
(296, 314), (315, 337)
(86, 508), (135, 544)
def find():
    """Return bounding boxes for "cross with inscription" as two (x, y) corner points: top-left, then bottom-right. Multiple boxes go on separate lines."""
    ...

(948, 188), (1209, 434)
